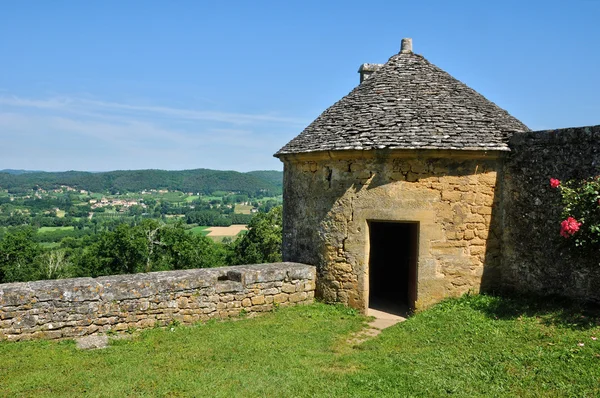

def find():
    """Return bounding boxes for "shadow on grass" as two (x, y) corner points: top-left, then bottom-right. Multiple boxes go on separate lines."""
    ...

(470, 293), (600, 330)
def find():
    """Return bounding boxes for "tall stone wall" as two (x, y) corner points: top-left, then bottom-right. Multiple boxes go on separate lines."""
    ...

(0, 263), (315, 341)
(502, 125), (600, 302)
(281, 150), (504, 312)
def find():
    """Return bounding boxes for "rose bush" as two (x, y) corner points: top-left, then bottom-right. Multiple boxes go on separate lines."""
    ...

(551, 176), (600, 248)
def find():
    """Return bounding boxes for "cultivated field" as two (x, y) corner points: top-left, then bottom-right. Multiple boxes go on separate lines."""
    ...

(206, 225), (247, 236)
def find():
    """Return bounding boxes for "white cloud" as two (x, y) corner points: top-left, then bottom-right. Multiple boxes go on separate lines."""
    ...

(0, 94), (299, 171)
(0, 95), (308, 126)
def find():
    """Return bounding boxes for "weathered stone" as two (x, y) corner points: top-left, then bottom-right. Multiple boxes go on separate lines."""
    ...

(281, 284), (296, 294)
(241, 298), (252, 307)
(219, 295), (234, 303)
(0, 264), (316, 341)
(76, 335), (109, 350)
(215, 281), (243, 294)
(183, 315), (198, 323)
(441, 191), (462, 202)
(503, 125), (600, 303)
(289, 292), (308, 303)
(261, 288), (279, 295)
(273, 294), (288, 304)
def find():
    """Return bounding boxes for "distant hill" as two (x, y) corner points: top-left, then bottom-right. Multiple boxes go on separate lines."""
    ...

(246, 170), (284, 189)
(0, 169), (283, 196)
(0, 169), (43, 175)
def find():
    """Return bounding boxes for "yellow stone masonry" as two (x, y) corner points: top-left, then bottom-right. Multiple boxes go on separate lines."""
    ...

(281, 150), (503, 312)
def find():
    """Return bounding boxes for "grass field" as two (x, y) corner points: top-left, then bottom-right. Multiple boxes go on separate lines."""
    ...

(37, 226), (75, 233)
(234, 204), (253, 214)
(189, 226), (210, 236)
(2, 295), (600, 397)
(155, 192), (187, 203)
(184, 195), (200, 202)
(200, 195), (224, 202)
(55, 210), (66, 218)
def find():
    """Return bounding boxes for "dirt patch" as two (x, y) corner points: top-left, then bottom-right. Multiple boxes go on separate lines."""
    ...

(206, 225), (248, 237)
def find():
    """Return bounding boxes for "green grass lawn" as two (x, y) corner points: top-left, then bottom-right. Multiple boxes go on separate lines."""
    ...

(2, 296), (600, 397)
(37, 226), (75, 233)
(201, 196), (223, 202)
(156, 192), (187, 203)
(188, 226), (210, 236)
(184, 195), (200, 202)
(234, 204), (253, 214)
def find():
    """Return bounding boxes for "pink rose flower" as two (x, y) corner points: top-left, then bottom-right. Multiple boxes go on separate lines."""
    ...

(560, 217), (582, 238)
(550, 178), (561, 189)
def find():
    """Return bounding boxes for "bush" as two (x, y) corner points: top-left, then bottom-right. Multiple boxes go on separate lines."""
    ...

(551, 176), (600, 248)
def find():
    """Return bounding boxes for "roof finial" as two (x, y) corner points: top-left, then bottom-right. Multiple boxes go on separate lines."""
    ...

(401, 38), (413, 54)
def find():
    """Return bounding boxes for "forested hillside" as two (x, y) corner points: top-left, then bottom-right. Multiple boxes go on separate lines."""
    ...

(245, 170), (284, 187)
(0, 169), (43, 175)
(0, 169), (283, 196)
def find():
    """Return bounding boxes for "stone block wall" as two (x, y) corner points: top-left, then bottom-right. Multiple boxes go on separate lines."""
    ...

(281, 150), (503, 312)
(502, 125), (600, 302)
(0, 263), (315, 341)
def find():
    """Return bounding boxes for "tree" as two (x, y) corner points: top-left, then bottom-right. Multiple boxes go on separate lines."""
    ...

(231, 206), (282, 265)
(82, 223), (148, 276)
(74, 220), (227, 277)
(0, 227), (42, 283)
(38, 250), (73, 280)
(158, 223), (226, 270)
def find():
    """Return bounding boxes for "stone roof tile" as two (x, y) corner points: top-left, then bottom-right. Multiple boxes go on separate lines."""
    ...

(275, 45), (529, 157)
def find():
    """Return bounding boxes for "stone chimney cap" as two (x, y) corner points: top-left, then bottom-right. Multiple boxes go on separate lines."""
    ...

(358, 63), (384, 73)
(401, 38), (413, 54)
(358, 63), (384, 83)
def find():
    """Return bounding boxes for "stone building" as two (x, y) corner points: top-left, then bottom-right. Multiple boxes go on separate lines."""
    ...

(274, 39), (529, 313)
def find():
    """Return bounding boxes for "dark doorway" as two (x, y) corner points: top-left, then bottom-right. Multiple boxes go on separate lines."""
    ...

(368, 221), (418, 315)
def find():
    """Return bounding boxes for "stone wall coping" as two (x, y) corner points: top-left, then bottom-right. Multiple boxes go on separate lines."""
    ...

(0, 263), (315, 307)
(509, 125), (600, 145)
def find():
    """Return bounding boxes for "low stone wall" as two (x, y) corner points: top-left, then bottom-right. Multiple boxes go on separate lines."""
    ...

(0, 263), (316, 341)
(502, 125), (600, 302)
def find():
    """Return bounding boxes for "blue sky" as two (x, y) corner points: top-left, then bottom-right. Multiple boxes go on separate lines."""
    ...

(1, 1), (598, 172)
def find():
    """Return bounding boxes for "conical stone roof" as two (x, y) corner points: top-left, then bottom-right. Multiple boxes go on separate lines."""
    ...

(275, 41), (529, 157)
